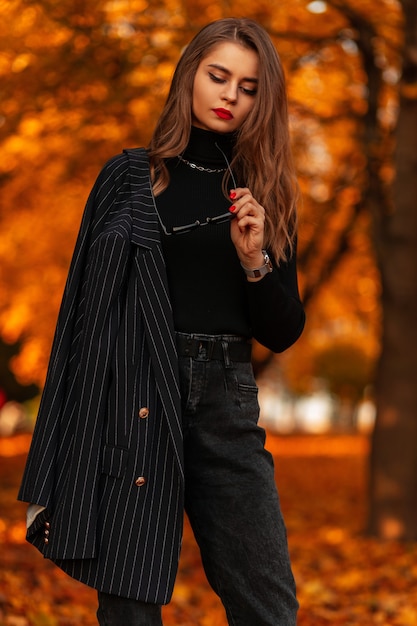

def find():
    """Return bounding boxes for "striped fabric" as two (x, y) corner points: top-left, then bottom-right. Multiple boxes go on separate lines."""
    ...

(18, 149), (185, 603)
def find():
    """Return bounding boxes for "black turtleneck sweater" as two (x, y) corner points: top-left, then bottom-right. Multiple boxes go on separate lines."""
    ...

(155, 126), (305, 352)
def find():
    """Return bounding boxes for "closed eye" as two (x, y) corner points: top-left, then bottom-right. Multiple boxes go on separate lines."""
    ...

(241, 86), (257, 96)
(209, 72), (226, 84)
(209, 72), (257, 96)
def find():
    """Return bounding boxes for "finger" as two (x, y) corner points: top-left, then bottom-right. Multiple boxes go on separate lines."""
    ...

(229, 187), (250, 198)
(234, 204), (265, 224)
(230, 197), (264, 216)
(234, 213), (265, 233)
(229, 188), (254, 204)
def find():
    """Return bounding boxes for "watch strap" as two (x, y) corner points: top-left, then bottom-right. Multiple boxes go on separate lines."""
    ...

(240, 250), (273, 278)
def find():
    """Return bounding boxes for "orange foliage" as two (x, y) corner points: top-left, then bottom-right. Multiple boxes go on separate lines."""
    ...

(0, 0), (402, 392)
(1, 434), (417, 625)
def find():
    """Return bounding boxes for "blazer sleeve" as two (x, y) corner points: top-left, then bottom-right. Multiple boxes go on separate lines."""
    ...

(18, 153), (131, 506)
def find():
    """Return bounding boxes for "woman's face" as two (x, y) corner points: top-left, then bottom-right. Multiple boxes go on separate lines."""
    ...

(192, 41), (259, 134)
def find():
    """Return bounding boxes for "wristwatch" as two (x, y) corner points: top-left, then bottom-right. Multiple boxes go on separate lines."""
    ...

(240, 250), (273, 278)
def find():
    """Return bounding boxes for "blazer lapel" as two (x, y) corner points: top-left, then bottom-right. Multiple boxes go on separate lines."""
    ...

(125, 149), (184, 479)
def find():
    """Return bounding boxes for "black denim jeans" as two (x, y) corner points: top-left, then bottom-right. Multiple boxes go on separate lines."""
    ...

(97, 334), (298, 625)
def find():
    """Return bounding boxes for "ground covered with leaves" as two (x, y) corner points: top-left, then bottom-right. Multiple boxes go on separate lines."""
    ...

(1, 434), (417, 626)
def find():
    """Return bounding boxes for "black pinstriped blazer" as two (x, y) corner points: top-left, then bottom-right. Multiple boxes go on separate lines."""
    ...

(18, 149), (185, 604)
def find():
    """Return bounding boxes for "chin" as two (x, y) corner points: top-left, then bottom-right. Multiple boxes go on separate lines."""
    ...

(200, 121), (236, 134)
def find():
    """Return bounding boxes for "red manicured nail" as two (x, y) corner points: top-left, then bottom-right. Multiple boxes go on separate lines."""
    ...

(229, 191), (236, 199)
(229, 205), (236, 213)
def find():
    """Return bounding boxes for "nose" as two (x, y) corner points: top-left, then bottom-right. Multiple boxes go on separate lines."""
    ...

(221, 83), (237, 104)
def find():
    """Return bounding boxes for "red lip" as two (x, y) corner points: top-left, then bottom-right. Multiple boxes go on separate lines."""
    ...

(212, 108), (234, 120)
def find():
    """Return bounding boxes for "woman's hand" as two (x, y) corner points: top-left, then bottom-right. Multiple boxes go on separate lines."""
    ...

(229, 187), (266, 274)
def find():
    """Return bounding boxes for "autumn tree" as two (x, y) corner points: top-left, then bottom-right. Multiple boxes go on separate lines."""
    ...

(290, 0), (417, 540)
(368, 0), (417, 541)
(284, 0), (417, 540)
(0, 0), (189, 384)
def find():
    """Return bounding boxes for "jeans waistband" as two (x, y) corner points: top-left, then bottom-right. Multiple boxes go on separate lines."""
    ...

(175, 332), (252, 365)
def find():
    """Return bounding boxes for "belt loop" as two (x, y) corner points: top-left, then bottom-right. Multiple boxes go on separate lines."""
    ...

(222, 341), (231, 368)
(206, 340), (215, 360)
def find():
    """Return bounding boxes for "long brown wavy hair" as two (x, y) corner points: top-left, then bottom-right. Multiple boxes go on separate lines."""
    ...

(148, 18), (299, 263)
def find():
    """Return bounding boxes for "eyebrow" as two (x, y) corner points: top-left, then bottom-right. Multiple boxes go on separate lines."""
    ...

(207, 63), (258, 84)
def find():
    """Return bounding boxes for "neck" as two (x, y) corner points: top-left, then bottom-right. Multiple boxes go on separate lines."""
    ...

(183, 126), (235, 166)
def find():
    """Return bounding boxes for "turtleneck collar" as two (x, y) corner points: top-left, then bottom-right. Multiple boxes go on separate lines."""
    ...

(183, 126), (235, 167)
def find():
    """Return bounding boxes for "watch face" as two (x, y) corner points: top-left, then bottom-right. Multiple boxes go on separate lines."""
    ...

(262, 251), (273, 273)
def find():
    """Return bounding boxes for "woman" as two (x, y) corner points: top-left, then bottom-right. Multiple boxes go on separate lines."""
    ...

(18, 17), (305, 626)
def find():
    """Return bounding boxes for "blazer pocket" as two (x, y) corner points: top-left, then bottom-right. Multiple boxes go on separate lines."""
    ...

(101, 445), (129, 478)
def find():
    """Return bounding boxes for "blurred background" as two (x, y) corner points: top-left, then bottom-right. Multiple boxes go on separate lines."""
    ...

(1, 0), (416, 624)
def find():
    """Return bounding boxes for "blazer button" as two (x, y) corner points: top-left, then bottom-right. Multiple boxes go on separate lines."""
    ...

(138, 407), (149, 419)
(135, 476), (146, 487)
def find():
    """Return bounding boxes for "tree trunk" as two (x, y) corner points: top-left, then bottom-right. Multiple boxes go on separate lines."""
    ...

(369, 0), (417, 540)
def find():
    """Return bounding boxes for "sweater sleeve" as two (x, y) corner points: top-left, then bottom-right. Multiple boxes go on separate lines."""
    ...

(245, 245), (305, 353)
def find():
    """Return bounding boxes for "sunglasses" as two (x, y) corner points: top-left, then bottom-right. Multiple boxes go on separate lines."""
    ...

(155, 143), (238, 236)
(158, 211), (235, 236)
